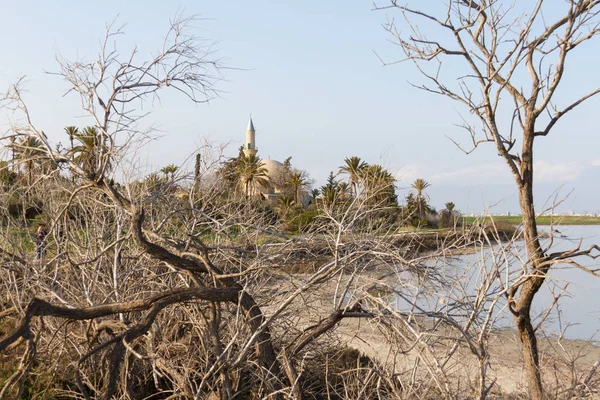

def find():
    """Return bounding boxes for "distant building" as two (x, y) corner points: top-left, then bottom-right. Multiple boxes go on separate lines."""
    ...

(242, 117), (310, 205)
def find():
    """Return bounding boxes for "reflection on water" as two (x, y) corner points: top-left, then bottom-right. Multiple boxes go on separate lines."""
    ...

(534, 225), (600, 340)
(390, 225), (600, 340)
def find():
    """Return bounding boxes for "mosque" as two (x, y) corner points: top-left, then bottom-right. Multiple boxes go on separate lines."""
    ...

(242, 117), (309, 204)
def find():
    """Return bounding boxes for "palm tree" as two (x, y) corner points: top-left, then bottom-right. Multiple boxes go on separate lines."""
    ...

(287, 171), (308, 205)
(439, 201), (459, 228)
(275, 195), (296, 218)
(310, 188), (320, 200)
(64, 126), (77, 150)
(236, 154), (269, 198)
(339, 156), (368, 197)
(320, 186), (338, 207)
(69, 126), (110, 178)
(12, 136), (44, 186)
(362, 164), (396, 205)
(145, 172), (163, 192)
(64, 126), (78, 182)
(218, 146), (246, 189)
(411, 178), (431, 219)
(338, 182), (351, 199)
(160, 164), (179, 182)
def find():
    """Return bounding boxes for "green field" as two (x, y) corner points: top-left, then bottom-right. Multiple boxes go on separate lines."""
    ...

(461, 215), (600, 226)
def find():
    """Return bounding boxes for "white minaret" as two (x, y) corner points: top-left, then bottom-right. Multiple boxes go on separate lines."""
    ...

(243, 117), (257, 157)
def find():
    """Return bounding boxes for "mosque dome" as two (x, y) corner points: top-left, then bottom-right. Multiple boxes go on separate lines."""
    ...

(263, 159), (283, 177)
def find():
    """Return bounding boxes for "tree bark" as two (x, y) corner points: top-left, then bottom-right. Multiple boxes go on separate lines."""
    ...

(513, 134), (546, 400)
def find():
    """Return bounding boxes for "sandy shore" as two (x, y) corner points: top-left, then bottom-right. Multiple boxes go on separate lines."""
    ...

(262, 269), (600, 398)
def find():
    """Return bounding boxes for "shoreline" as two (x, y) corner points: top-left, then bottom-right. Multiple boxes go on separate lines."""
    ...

(462, 215), (600, 226)
(265, 260), (600, 397)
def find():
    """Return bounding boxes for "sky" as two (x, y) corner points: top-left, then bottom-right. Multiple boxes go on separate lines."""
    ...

(1, 0), (599, 214)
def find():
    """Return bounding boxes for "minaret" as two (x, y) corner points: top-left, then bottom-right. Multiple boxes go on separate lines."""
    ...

(243, 117), (257, 157)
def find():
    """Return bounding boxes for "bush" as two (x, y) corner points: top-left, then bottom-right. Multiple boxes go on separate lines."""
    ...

(285, 209), (322, 233)
(411, 216), (431, 228)
(439, 210), (461, 229)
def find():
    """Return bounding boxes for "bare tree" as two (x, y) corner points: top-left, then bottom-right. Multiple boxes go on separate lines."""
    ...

(376, 0), (600, 397)
(3, 9), (600, 400)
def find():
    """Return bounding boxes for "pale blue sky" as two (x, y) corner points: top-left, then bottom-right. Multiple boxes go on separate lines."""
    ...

(1, 1), (599, 214)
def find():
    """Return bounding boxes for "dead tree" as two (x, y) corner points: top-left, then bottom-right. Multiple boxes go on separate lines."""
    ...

(376, 0), (600, 398)
(0, 15), (411, 399)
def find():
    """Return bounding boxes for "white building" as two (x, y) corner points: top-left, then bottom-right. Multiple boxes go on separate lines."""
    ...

(242, 117), (310, 205)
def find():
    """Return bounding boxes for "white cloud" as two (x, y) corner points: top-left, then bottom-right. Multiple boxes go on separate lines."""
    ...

(396, 162), (510, 186)
(395, 159), (595, 187)
(430, 163), (508, 184)
(533, 160), (585, 182)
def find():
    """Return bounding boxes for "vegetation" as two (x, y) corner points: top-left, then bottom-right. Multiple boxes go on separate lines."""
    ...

(0, 6), (599, 400)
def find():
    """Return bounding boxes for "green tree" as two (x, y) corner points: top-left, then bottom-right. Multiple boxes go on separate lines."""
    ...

(439, 201), (459, 229)
(69, 126), (110, 178)
(160, 164), (179, 182)
(339, 156), (368, 197)
(361, 164), (397, 206)
(218, 146), (245, 190)
(320, 171), (339, 207)
(12, 136), (44, 186)
(145, 173), (164, 193)
(287, 171), (308, 205)
(410, 178), (431, 219)
(310, 188), (320, 200)
(236, 154), (269, 198)
(0, 161), (16, 189)
(64, 126), (78, 182)
(274, 194), (296, 219)
(337, 182), (352, 200)
(65, 126), (77, 150)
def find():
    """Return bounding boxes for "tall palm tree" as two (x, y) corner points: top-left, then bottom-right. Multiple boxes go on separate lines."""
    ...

(339, 156), (368, 197)
(411, 178), (431, 199)
(411, 178), (431, 219)
(160, 164), (179, 181)
(64, 126), (78, 182)
(287, 171), (308, 205)
(64, 126), (77, 150)
(236, 154), (269, 198)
